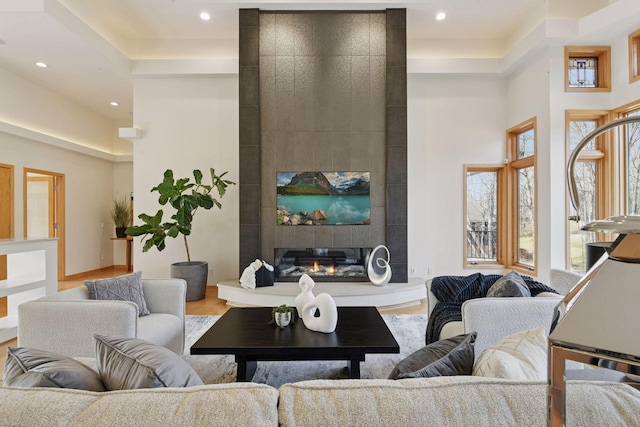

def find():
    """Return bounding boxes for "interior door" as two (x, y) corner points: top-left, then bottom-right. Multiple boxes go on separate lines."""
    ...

(24, 169), (65, 281)
(0, 164), (13, 317)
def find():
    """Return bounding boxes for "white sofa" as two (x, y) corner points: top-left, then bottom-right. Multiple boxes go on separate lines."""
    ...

(17, 279), (186, 357)
(1, 377), (640, 426)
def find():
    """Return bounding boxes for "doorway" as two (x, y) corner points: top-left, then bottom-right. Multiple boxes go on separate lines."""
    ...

(23, 168), (65, 281)
(0, 163), (14, 317)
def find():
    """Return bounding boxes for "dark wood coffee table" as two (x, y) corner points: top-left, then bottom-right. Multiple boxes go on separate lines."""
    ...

(190, 306), (399, 381)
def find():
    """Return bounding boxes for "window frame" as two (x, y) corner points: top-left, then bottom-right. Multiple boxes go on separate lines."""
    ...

(463, 164), (506, 269)
(564, 110), (612, 271)
(506, 117), (537, 275)
(612, 100), (640, 215)
(629, 29), (640, 84)
(565, 46), (611, 92)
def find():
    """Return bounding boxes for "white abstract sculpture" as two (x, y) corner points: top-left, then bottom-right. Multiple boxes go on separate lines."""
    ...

(295, 273), (316, 315)
(300, 293), (338, 333)
(367, 245), (392, 286)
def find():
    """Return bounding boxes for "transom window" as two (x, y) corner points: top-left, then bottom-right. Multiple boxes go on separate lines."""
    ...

(564, 46), (611, 92)
(568, 58), (598, 88)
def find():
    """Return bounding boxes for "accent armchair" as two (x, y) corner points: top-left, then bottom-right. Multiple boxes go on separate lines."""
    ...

(427, 269), (583, 358)
(18, 279), (186, 358)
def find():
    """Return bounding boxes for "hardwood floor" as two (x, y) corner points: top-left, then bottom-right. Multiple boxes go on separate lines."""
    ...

(0, 266), (427, 381)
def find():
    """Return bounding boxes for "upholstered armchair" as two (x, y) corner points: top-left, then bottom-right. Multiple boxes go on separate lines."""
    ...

(427, 269), (583, 358)
(18, 279), (186, 358)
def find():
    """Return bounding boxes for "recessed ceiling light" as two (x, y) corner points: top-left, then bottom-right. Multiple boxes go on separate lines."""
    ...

(110, 101), (119, 107)
(35, 62), (48, 68)
(436, 12), (446, 21)
(200, 12), (210, 21)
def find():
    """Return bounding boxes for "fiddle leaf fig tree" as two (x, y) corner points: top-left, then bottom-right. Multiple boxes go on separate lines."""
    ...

(126, 168), (235, 264)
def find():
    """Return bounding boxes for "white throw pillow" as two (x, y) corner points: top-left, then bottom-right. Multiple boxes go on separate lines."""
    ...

(472, 326), (548, 381)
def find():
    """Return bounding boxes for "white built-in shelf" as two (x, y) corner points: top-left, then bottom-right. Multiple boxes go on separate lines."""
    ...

(216, 277), (427, 311)
(0, 238), (58, 341)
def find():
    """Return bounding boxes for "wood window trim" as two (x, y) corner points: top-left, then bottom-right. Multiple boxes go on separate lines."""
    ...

(629, 29), (640, 84)
(564, 110), (612, 270)
(506, 118), (537, 275)
(463, 165), (506, 269)
(565, 46), (611, 92)
(612, 100), (640, 215)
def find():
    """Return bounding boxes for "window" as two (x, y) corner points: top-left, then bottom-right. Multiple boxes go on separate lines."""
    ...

(568, 58), (598, 88)
(622, 109), (640, 214)
(507, 118), (537, 273)
(464, 166), (505, 267)
(630, 29), (640, 84)
(565, 46), (611, 92)
(565, 111), (610, 272)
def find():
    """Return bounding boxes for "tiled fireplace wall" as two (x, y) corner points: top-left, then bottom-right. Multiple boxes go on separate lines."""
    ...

(239, 9), (407, 282)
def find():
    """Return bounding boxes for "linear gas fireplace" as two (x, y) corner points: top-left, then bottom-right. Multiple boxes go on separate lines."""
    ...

(274, 248), (371, 282)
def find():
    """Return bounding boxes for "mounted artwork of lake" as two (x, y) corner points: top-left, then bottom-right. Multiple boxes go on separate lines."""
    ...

(276, 171), (371, 226)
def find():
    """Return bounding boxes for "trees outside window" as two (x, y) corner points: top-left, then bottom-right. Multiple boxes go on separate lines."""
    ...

(624, 109), (640, 215)
(464, 166), (504, 267)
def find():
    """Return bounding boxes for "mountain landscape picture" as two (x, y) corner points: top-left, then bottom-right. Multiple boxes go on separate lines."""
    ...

(276, 171), (370, 226)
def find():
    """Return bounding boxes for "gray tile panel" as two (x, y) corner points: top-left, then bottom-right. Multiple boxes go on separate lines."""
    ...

(239, 106), (260, 146)
(239, 145), (260, 185)
(275, 14), (296, 56)
(241, 10), (407, 281)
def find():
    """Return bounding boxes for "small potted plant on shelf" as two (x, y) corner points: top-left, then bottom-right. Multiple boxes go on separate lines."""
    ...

(111, 195), (132, 238)
(270, 304), (296, 328)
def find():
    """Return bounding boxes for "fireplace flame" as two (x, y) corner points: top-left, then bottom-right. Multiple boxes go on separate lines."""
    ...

(313, 261), (319, 272)
(327, 265), (335, 274)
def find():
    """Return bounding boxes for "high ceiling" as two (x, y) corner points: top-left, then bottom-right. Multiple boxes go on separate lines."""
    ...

(0, 0), (623, 122)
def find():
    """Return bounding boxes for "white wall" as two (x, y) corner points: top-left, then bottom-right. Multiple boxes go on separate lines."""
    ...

(131, 75), (239, 283)
(0, 67), (118, 153)
(407, 75), (508, 279)
(0, 62), (134, 277)
(0, 132), (116, 275)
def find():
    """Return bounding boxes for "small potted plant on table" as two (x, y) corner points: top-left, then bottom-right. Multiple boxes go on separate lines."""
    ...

(270, 305), (296, 328)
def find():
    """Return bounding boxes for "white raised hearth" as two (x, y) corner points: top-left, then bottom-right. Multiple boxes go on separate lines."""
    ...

(216, 277), (427, 311)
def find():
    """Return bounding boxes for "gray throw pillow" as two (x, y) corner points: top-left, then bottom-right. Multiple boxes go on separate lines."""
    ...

(85, 271), (150, 316)
(389, 332), (476, 379)
(486, 271), (531, 298)
(94, 334), (203, 390)
(3, 347), (105, 391)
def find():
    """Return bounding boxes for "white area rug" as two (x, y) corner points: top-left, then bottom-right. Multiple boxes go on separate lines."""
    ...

(182, 314), (427, 388)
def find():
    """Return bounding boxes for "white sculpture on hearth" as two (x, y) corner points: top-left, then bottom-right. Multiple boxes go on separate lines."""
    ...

(295, 273), (316, 315)
(367, 245), (392, 286)
(300, 293), (338, 334)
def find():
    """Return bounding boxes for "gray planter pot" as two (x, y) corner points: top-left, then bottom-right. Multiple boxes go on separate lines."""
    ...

(171, 261), (208, 302)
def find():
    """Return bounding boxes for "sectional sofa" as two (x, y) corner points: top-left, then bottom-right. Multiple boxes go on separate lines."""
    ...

(2, 376), (640, 426)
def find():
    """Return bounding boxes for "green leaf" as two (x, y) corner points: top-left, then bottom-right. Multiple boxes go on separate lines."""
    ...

(162, 170), (174, 185)
(199, 195), (214, 209)
(193, 169), (203, 185)
(167, 225), (179, 238)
